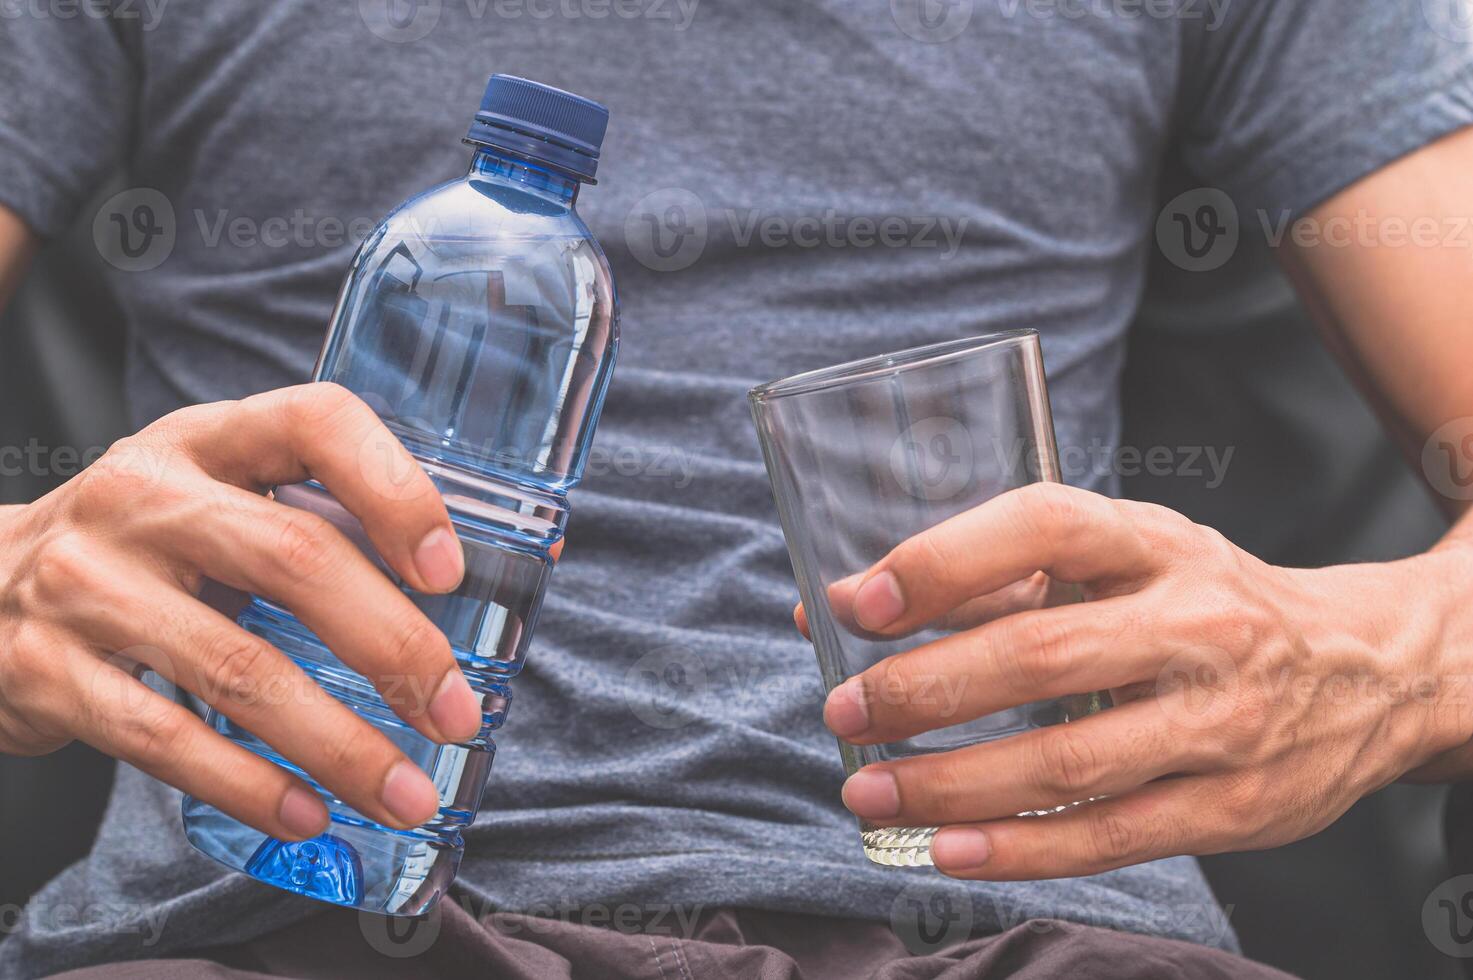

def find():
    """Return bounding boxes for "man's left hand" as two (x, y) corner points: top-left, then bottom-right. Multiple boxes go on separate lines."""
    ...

(809, 482), (1473, 880)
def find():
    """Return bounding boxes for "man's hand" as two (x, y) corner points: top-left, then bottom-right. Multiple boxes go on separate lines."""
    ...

(805, 482), (1473, 880)
(796, 124), (1473, 880)
(0, 382), (484, 841)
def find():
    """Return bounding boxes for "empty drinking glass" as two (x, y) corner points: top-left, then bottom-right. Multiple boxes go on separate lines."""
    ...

(750, 330), (1106, 868)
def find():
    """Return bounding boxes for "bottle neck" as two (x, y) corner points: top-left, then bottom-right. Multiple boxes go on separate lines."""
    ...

(468, 147), (579, 205)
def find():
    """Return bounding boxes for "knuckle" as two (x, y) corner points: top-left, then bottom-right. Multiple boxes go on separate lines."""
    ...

(385, 615), (450, 696)
(1127, 498), (1189, 534)
(1218, 771), (1268, 823)
(0, 713), (68, 756)
(1194, 524), (1240, 564)
(1034, 730), (1105, 799)
(1218, 600), (1276, 654)
(1154, 518), (1230, 567)
(873, 656), (917, 717)
(272, 512), (340, 583)
(1195, 604), (1259, 659)
(196, 631), (275, 706)
(896, 531), (956, 592)
(1087, 810), (1140, 866)
(109, 696), (188, 765)
(32, 532), (102, 602)
(289, 382), (364, 433)
(1224, 689), (1270, 745)
(0, 635), (69, 735)
(1019, 483), (1089, 541)
(147, 403), (227, 452)
(7, 624), (52, 681)
(72, 443), (156, 514)
(921, 758), (974, 821)
(995, 617), (1069, 695)
(321, 728), (373, 778)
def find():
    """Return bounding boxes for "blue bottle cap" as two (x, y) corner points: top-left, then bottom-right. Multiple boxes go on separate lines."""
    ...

(465, 75), (610, 183)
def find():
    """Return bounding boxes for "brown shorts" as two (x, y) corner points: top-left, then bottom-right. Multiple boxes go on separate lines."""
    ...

(47, 898), (1295, 980)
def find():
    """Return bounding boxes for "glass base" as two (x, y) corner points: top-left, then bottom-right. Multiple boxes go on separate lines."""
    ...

(183, 796), (461, 916)
(861, 800), (1095, 869)
(861, 826), (939, 867)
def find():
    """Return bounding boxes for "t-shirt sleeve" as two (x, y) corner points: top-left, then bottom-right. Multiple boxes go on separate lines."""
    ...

(0, 11), (137, 237)
(1179, 0), (1473, 219)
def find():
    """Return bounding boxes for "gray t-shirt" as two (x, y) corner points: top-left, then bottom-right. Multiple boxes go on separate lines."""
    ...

(2, 0), (1471, 973)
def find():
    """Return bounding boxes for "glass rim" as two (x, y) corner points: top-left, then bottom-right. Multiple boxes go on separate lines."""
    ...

(748, 329), (1039, 403)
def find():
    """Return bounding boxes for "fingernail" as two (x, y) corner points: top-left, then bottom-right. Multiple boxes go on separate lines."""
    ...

(415, 527), (465, 593)
(825, 677), (871, 739)
(381, 761), (439, 827)
(931, 828), (991, 871)
(278, 786), (328, 839)
(854, 571), (905, 631)
(428, 669), (482, 743)
(841, 769), (901, 820)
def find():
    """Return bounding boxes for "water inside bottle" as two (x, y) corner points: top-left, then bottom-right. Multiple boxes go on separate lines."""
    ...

(182, 76), (618, 913)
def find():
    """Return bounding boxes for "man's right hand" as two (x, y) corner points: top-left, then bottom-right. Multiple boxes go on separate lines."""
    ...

(0, 382), (484, 841)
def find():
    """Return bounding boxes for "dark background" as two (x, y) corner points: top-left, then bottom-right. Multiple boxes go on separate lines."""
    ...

(0, 194), (1461, 979)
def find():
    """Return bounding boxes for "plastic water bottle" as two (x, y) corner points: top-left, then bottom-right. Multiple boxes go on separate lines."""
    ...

(181, 76), (617, 916)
